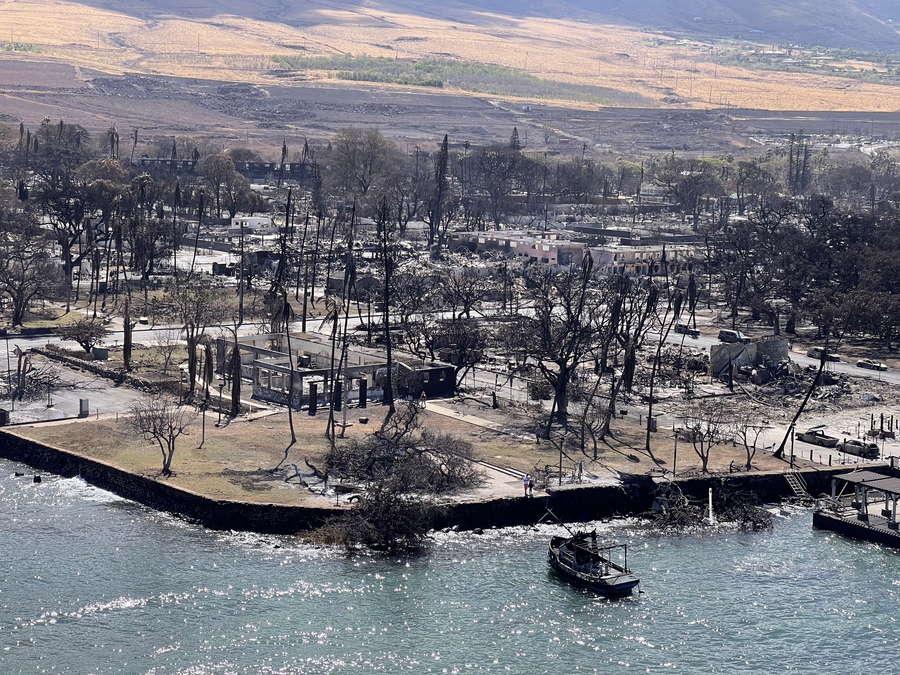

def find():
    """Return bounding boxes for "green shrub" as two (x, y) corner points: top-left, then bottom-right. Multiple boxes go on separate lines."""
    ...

(271, 54), (641, 104)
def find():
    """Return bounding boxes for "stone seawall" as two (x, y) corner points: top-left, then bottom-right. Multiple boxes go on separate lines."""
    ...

(438, 468), (852, 530)
(0, 431), (335, 533)
(0, 429), (862, 534)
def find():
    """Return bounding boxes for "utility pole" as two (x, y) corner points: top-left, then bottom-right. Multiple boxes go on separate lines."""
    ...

(199, 402), (207, 448)
(558, 438), (563, 486)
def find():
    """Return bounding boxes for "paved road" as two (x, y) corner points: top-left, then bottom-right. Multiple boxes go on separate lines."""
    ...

(658, 329), (900, 385)
(5, 307), (899, 467)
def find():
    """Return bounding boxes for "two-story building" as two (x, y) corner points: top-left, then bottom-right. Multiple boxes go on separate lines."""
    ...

(588, 243), (699, 276)
(450, 230), (586, 266)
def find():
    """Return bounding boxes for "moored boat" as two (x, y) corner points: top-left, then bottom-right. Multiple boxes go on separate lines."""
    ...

(547, 530), (640, 597)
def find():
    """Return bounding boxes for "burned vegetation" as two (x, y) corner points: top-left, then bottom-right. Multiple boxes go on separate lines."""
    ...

(647, 481), (774, 532)
(316, 403), (484, 551)
(324, 403), (484, 495)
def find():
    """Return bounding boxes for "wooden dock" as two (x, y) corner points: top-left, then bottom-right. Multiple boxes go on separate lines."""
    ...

(813, 469), (900, 548)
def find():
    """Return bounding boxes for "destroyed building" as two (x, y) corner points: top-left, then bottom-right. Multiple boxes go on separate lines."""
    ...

(215, 333), (456, 410)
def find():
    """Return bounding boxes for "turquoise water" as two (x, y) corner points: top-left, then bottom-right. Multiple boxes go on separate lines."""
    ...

(1, 458), (899, 674)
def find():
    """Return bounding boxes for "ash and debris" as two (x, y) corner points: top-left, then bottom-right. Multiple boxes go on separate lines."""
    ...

(646, 481), (774, 532)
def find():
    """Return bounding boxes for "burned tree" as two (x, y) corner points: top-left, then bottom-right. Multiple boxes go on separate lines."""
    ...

(510, 254), (603, 428)
(325, 402), (483, 494)
(128, 393), (193, 476)
(731, 414), (769, 471)
(680, 402), (730, 474)
(58, 318), (110, 355)
(597, 274), (657, 440)
(157, 278), (228, 395)
(320, 477), (440, 552)
(0, 227), (61, 326)
(152, 328), (182, 375)
(644, 251), (684, 458)
(426, 134), (452, 255)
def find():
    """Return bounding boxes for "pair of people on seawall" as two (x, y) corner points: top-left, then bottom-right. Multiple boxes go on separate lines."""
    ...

(523, 475), (535, 497)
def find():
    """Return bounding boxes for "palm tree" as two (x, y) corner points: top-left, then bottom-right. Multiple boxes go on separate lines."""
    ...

(106, 125), (119, 159)
(272, 288), (297, 470)
(129, 128), (139, 164)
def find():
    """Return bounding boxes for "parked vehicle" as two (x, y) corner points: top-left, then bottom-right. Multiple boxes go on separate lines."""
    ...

(718, 329), (750, 344)
(836, 439), (880, 459)
(675, 323), (700, 338)
(795, 426), (839, 448)
(807, 346), (840, 362)
(857, 358), (888, 371)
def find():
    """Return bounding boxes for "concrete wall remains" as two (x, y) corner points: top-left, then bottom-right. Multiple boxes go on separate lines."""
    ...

(710, 338), (790, 377)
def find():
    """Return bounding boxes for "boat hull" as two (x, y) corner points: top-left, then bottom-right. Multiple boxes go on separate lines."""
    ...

(546, 533), (640, 597)
(547, 554), (640, 596)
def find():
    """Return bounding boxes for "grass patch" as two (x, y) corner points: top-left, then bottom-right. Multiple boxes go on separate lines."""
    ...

(714, 46), (900, 87)
(272, 54), (623, 105)
(1, 42), (42, 53)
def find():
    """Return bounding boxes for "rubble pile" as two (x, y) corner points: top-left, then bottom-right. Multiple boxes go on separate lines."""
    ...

(666, 353), (900, 428)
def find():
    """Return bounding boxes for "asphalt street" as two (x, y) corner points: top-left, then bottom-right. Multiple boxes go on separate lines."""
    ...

(2, 307), (897, 472)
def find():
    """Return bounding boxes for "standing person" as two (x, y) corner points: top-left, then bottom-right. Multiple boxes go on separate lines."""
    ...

(528, 475), (535, 497)
(420, 391), (427, 409)
(523, 474), (531, 497)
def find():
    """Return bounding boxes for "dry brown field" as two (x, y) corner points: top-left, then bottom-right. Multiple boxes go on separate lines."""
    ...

(3, 0), (900, 112)
(9, 398), (809, 509)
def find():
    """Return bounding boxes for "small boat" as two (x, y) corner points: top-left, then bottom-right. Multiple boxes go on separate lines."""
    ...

(547, 530), (640, 597)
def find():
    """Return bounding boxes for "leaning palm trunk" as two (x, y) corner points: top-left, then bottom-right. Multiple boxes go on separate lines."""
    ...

(272, 289), (297, 471)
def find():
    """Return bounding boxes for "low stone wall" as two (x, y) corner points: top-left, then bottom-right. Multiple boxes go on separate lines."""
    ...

(35, 346), (249, 417)
(34, 346), (179, 394)
(0, 428), (866, 534)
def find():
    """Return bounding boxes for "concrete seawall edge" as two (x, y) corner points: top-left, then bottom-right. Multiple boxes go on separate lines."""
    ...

(0, 430), (864, 534)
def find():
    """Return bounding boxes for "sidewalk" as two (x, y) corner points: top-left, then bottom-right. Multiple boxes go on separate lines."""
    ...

(427, 401), (534, 442)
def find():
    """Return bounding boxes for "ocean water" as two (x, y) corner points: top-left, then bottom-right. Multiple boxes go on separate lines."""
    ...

(1, 457), (898, 674)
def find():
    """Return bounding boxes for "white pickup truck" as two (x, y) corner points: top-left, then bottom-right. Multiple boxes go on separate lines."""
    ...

(795, 428), (839, 448)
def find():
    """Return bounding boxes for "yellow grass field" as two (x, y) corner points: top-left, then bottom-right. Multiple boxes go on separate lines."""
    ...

(3, 0), (900, 111)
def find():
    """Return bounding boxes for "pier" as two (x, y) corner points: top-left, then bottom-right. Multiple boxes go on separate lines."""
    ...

(813, 465), (900, 547)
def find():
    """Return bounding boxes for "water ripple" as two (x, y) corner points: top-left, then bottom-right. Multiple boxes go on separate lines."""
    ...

(3, 459), (900, 673)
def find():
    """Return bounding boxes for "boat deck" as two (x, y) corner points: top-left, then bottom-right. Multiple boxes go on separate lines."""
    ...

(547, 533), (639, 596)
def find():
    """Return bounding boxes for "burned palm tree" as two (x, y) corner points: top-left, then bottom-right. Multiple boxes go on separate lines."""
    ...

(644, 248), (682, 460)
(188, 191), (205, 280)
(171, 180), (181, 277)
(106, 125), (119, 159)
(376, 198), (396, 415)
(322, 222), (358, 444)
(202, 339), (214, 401)
(129, 128), (139, 164)
(278, 139), (288, 186)
(271, 286), (297, 471)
